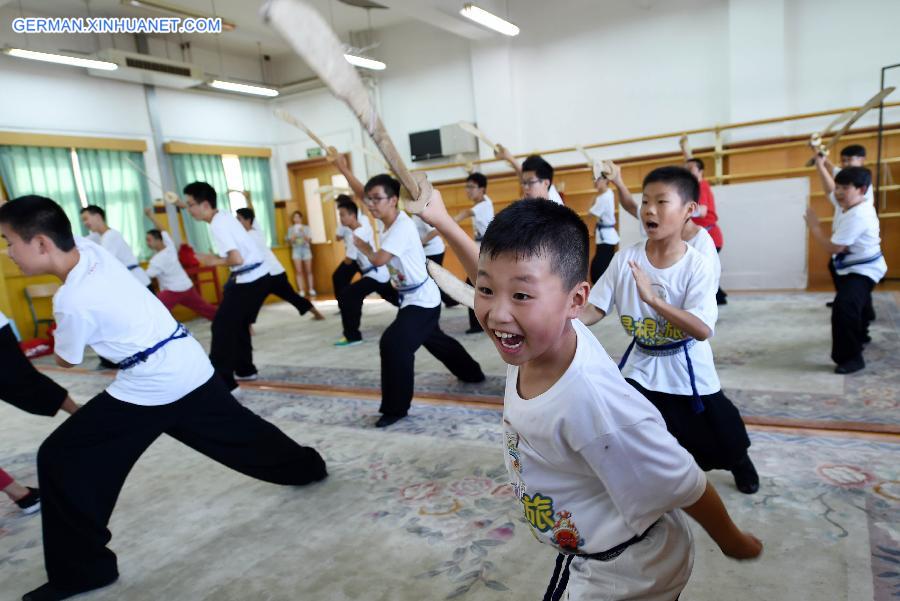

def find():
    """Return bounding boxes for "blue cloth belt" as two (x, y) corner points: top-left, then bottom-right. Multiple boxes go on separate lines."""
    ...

(360, 265), (376, 275)
(117, 323), (190, 370)
(396, 278), (427, 303)
(834, 251), (883, 270)
(126, 264), (140, 270)
(618, 337), (703, 413)
(231, 261), (263, 276)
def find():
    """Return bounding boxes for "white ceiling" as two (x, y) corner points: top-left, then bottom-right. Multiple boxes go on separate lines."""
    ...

(7, 0), (511, 58)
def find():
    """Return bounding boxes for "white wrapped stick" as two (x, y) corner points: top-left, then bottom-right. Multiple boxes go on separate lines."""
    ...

(263, 0), (431, 213)
(426, 259), (475, 310)
(457, 121), (499, 153)
(806, 87), (894, 166)
(574, 144), (614, 180)
(123, 156), (179, 205)
(274, 109), (330, 150)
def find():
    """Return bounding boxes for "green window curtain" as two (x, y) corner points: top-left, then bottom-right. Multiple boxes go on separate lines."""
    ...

(170, 153), (230, 254)
(76, 149), (153, 259)
(239, 156), (276, 246)
(0, 145), (82, 229)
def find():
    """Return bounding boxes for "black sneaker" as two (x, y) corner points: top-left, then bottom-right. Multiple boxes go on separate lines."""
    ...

(15, 487), (40, 515)
(23, 573), (118, 601)
(375, 415), (405, 428)
(835, 358), (865, 374)
(731, 456), (759, 495)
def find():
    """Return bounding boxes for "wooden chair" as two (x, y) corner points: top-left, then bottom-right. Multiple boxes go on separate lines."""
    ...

(24, 283), (60, 337)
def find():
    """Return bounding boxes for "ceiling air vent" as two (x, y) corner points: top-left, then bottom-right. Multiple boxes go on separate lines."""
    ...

(88, 49), (205, 89)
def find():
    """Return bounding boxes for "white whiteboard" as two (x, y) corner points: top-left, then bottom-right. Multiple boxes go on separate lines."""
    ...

(617, 177), (809, 290)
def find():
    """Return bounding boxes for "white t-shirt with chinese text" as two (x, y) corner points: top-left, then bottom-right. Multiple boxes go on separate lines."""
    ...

(208, 211), (267, 284)
(146, 231), (193, 293)
(685, 227), (721, 291)
(53, 238), (214, 405)
(588, 241), (721, 396)
(472, 196), (495, 241)
(589, 190), (619, 245)
(97, 228), (151, 287)
(413, 214), (445, 256)
(831, 201), (887, 283)
(379, 211), (441, 309)
(504, 319), (706, 554)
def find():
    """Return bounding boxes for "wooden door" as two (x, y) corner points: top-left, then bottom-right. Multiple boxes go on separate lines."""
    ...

(286, 155), (351, 297)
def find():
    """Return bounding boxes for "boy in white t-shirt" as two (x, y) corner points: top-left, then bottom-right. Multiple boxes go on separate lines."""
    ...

(352, 174), (485, 427)
(805, 166), (886, 374)
(588, 171), (620, 283)
(495, 146), (564, 205)
(418, 193), (761, 600)
(582, 166), (759, 495)
(235, 208), (324, 322)
(0, 195), (326, 601)
(454, 172), (495, 333)
(182, 182), (271, 394)
(333, 196), (398, 346)
(80, 205), (151, 289)
(142, 207), (217, 322)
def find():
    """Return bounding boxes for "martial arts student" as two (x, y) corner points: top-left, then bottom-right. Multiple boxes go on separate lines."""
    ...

(0, 307), (80, 515)
(352, 174), (485, 427)
(495, 145), (565, 204)
(582, 166), (760, 495)
(333, 201), (367, 301)
(683, 158), (727, 305)
(412, 214), (458, 308)
(142, 208), (217, 321)
(333, 196), (398, 346)
(0, 195), (326, 601)
(182, 182), (271, 394)
(805, 166), (886, 374)
(416, 192), (761, 600)
(80, 205), (151, 289)
(235, 207), (324, 322)
(453, 172), (495, 333)
(813, 145), (875, 311)
(587, 170), (619, 283)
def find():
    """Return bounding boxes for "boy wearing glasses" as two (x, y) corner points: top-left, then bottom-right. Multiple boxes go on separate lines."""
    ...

(496, 146), (565, 204)
(353, 174), (485, 428)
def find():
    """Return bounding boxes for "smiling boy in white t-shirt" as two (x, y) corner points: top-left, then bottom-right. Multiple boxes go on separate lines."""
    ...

(418, 191), (761, 600)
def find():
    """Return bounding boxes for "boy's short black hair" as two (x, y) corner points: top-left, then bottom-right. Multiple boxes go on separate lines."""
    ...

(235, 207), (255, 223)
(686, 157), (705, 172)
(521, 155), (553, 182)
(0, 195), (76, 252)
(466, 172), (488, 189)
(840, 144), (866, 159)
(364, 174), (401, 199)
(336, 195), (358, 215)
(80, 204), (106, 221)
(183, 181), (217, 208)
(834, 166), (872, 190)
(643, 166), (700, 203)
(147, 229), (163, 242)
(480, 198), (587, 290)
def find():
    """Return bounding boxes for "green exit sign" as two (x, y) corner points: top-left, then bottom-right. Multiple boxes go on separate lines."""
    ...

(306, 147), (324, 158)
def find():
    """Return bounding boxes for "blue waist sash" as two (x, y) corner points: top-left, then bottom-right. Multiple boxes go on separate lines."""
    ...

(618, 337), (703, 413)
(834, 251), (883, 270)
(231, 261), (263, 276)
(127, 264), (140, 270)
(117, 323), (190, 370)
(396, 278), (428, 302)
(360, 265), (376, 275)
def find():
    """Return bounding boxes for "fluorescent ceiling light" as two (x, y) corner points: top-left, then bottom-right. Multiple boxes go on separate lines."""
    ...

(124, 0), (236, 31)
(344, 53), (386, 71)
(4, 48), (118, 70)
(209, 79), (279, 97)
(459, 3), (519, 36)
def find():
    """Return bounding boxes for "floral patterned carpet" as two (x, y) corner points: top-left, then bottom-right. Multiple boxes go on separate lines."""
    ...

(1, 372), (898, 600)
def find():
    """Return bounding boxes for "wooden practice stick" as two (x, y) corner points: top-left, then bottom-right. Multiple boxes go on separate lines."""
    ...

(427, 260), (475, 310)
(274, 109), (329, 150)
(574, 144), (613, 180)
(123, 157), (179, 205)
(263, 0), (431, 213)
(679, 134), (693, 159)
(457, 121), (499, 153)
(806, 87), (895, 166)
